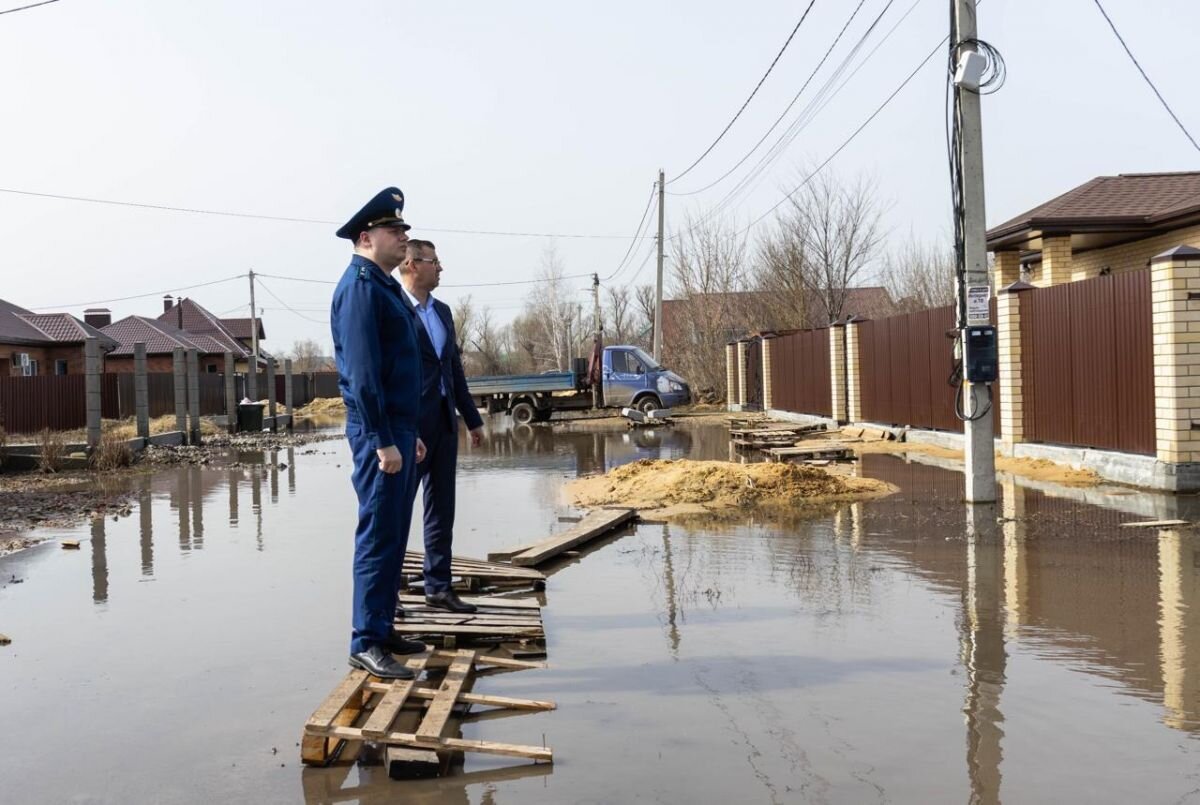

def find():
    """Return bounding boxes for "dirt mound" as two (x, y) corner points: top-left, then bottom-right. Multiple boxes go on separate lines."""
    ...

(295, 397), (346, 418)
(567, 458), (893, 517)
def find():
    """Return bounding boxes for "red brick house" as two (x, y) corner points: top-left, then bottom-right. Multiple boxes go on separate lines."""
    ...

(100, 296), (269, 373)
(0, 298), (117, 376)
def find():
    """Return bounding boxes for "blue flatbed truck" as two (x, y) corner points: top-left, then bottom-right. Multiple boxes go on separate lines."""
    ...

(467, 345), (692, 425)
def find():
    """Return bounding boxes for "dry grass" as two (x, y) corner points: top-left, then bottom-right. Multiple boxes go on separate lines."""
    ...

(8, 415), (221, 444)
(0, 425), (6, 470)
(89, 431), (133, 470)
(295, 397), (346, 418)
(37, 429), (67, 473)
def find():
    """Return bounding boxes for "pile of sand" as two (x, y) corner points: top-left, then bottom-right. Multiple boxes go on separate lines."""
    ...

(567, 458), (893, 517)
(295, 397), (346, 418)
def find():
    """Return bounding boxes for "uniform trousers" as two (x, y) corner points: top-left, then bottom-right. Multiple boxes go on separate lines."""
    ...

(347, 420), (416, 655)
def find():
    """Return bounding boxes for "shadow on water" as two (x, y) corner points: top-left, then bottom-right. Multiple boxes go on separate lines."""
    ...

(3, 418), (1200, 803)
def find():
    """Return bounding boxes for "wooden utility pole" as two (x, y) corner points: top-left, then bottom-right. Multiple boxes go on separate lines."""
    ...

(653, 169), (665, 361)
(591, 273), (603, 409)
(953, 0), (996, 503)
(247, 270), (259, 401)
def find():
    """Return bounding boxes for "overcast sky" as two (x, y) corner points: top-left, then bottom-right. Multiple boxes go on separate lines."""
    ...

(1, 0), (1196, 354)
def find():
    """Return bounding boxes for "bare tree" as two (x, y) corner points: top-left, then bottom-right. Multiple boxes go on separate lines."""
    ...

(603, 285), (633, 344)
(634, 284), (656, 349)
(665, 216), (759, 398)
(881, 235), (956, 314)
(764, 169), (886, 324)
(509, 313), (540, 374)
(287, 338), (327, 372)
(469, 306), (512, 376)
(451, 295), (476, 352)
(524, 245), (584, 371)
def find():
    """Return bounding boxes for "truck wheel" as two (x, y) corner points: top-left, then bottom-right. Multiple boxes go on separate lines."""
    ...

(511, 401), (536, 425)
(636, 395), (661, 414)
(534, 408), (553, 423)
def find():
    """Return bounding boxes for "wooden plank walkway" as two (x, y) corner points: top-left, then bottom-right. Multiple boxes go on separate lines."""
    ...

(488, 508), (638, 566)
(401, 552), (547, 592)
(393, 596), (546, 646)
(302, 648), (555, 774)
(765, 444), (856, 462)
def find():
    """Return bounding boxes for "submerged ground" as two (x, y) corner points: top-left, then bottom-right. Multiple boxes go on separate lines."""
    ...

(1, 418), (1198, 804)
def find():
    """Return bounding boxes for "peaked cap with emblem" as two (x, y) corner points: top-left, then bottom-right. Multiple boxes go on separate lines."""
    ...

(336, 186), (412, 240)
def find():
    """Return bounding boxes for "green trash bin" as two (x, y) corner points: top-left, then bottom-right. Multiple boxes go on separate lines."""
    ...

(237, 402), (265, 432)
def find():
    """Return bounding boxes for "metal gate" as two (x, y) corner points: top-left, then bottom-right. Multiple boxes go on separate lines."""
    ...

(744, 338), (763, 409)
(1021, 269), (1154, 455)
(769, 328), (831, 416)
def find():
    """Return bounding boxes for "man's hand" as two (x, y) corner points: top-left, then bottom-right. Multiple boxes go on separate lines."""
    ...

(416, 438), (427, 463)
(376, 445), (403, 474)
(469, 426), (484, 448)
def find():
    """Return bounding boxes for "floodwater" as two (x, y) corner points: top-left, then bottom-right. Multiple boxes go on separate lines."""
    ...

(2, 419), (1200, 804)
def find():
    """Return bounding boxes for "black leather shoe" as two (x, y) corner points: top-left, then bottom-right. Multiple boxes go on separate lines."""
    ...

(348, 644), (415, 679)
(394, 604), (405, 620)
(425, 590), (478, 614)
(385, 634), (428, 655)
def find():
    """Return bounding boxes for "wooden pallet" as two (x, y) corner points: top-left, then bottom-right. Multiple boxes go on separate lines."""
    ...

(488, 508), (638, 565)
(302, 649), (554, 774)
(401, 552), (547, 592)
(765, 444), (856, 462)
(393, 595), (546, 646)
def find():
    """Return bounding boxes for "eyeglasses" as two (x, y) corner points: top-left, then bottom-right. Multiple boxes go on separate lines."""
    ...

(411, 257), (442, 266)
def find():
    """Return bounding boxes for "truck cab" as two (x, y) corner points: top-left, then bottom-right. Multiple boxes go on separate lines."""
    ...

(602, 345), (691, 412)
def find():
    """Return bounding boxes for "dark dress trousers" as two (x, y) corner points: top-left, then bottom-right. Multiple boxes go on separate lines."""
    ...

(400, 294), (484, 594)
(331, 255), (422, 655)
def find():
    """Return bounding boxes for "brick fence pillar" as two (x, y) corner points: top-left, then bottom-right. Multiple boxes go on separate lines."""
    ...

(725, 343), (738, 410)
(1040, 235), (1073, 287)
(736, 340), (750, 408)
(830, 322), (847, 422)
(844, 318), (864, 423)
(1152, 245), (1200, 472)
(761, 336), (775, 411)
(995, 251), (1029, 449)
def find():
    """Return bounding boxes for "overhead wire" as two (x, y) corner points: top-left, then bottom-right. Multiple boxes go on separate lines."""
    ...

(0, 187), (655, 240)
(254, 277), (329, 325)
(253, 270), (593, 289)
(28, 273), (246, 311)
(603, 185), (658, 282)
(669, 0), (820, 184)
(1090, 0), (1200, 154)
(0, 0), (60, 15)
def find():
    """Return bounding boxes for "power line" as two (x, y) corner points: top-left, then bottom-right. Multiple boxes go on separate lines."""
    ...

(0, 187), (657, 240)
(668, 0), (874, 198)
(254, 270), (594, 289)
(254, 277), (329, 325)
(28, 273), (246, 311)
(740, 31), (946, 235)
(669, 0), (820, 184)
(0, 0), (60, 15)
(603, 185), (658, 282)
(1090, 0), (1200, 154)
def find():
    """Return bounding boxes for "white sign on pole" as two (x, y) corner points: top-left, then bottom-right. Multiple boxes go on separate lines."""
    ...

(966, 285), (990, 323)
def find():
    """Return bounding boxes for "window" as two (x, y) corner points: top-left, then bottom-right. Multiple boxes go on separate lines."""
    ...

(26, 359), (38, 376)
(206, 364), (218, 373)
(611, 351), (644, 375)
(55, 360), (68, 375)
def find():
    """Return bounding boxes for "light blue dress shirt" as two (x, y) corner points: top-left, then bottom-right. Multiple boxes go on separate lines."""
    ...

(403, 286), (447, 395)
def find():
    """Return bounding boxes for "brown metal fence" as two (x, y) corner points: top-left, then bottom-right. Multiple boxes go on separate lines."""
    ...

(1021, 269), (1154, 455)
(769, 328), (831, 416)
(0, 375), (86, 433)
(858, 304), (1001, 436)
(313, 371), (340, 398)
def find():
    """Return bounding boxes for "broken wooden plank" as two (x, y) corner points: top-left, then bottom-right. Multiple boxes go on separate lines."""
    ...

(417, 650), (476, 740)
(318, 725), (552, 762)
(392, 623), (543, 637)
(306, 670), (369, 732)
(61, 540), (80, 550)
(302, 671), (370, 766)
(361, 655), (430, 738)
(396, 594), (542, 610)
(363, 682), (556, 712)
(1120, 519), (1190, 528)
(505, 508), (638, 567)
(0, 634), (10, 646)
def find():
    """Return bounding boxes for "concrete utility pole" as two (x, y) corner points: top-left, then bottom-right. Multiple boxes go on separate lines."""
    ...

(653, 169), (665, 362)
(954, 0), (997, 503)
(247, 270), (259, 401)
(591, 273), (602, 409)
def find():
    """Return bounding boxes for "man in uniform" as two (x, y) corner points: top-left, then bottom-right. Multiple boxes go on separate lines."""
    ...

(331, 187), (428, 680)
(398, 239), (485, 614)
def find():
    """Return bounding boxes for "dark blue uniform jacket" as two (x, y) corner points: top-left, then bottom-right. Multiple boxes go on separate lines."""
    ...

(331, 255), (421, 449)
(400, 294), (484, 434)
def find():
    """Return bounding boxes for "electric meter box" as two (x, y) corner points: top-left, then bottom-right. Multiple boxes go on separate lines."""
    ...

(963, 325), (998, 383)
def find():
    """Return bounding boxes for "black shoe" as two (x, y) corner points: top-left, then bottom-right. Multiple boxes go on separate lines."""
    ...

(394, 604), (405, 619)
(349, 644), (415, 679)
(425, 589), (478, 614)
(385, 634), (428, 655)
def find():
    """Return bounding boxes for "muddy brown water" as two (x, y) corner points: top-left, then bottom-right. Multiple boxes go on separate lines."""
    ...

(2, 419), (1200, 804)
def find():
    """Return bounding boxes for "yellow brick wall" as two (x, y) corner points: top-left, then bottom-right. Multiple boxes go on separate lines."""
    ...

(1152, 254), (1200, 462)
(1072, 224), (1200, 281)
(997, 290), (1024, 445)
(845, 323), (863, 422)
(761, 338), (774, 411)
(736, 341), (749, 407)
(1037, 236), (1073, 286)
(830, 326), (846, 422)
(995, 251), (1021, 287)
(725, 343), (737, 409)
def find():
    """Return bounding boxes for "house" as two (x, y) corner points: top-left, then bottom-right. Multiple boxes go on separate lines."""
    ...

(99, 296), (270, 373)
(0, 299), (117, 376)
(987, 171), (1200, 284)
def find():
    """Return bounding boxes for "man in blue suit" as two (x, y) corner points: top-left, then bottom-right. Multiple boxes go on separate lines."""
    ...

(397, 239), (485, 614)
(331, 187), (429, 680)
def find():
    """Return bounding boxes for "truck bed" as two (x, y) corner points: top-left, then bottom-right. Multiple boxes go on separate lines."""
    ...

(466, 371), (580, 395)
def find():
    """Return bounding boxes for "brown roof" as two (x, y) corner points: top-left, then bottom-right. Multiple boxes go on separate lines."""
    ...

(101, 316), (214, 356)
(154, 298), (265, 359)
(221, 317), (265, 340)
(0, 299), (117, 350)
(988, 172), (1200, 251)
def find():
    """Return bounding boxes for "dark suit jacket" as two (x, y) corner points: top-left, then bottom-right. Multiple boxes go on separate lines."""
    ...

(401, 292), (484, 435)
